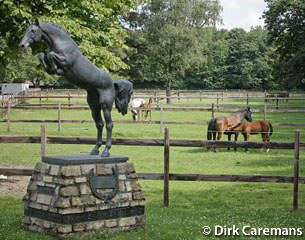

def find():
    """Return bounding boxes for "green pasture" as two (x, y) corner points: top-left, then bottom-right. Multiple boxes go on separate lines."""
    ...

(1, 93), (305, 239)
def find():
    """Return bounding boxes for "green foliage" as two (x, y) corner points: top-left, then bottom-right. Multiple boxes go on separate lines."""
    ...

(224, 27), (275, 89)
(263, 0), (305, 90)
(125, 0), (222, 91)
(3, 49), (56, 86)
(125, 2), (277, 90)
(0, 0), (141, 80)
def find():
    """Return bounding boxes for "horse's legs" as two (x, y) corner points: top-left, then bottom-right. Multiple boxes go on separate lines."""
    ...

(227, 133), (231, 151)
(244, 132), (250, 152)
(262, 133), (270, 153)
(101, 107), (113, 157)
(234, 132), (239, 151)
(38, 53), (54, 75)
(214, 131), (223, 152)
(47, 51), (67, 75)
(87, 90), (103, 155)
(212, 131), (217, 152)
(98, 88), (114, 157)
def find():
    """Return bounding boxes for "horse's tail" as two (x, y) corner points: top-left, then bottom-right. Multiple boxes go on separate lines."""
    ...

(207, 118), (215, 140)
(114, 80), (133, 115)
(268, 122), (273, 136)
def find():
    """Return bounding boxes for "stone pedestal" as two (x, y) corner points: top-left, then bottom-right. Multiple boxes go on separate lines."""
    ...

(22, 154), (145, 238)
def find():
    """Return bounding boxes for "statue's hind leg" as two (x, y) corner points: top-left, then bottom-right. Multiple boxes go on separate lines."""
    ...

(98, 88), (115, 158)
(87, 90), (103, 155)
(101, 107), (113, 157)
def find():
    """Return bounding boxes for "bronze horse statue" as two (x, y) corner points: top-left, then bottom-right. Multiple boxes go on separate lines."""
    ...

(207, 108), (252, 152)
(19, 19), (133, 157)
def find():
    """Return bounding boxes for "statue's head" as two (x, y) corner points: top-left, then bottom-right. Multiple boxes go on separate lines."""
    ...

(19, 19), (42, 50)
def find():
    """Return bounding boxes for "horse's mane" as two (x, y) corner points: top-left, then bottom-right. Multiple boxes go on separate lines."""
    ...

(41, 22), (69, 35)
(231, 109), (248, 114)
(52, 23), (68, 33)
(40, 22), (78, 47)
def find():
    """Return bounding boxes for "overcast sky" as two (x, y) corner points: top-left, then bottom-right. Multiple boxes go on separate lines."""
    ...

(218, 0), (267, 31)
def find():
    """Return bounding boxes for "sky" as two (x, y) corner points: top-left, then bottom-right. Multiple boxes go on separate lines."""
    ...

(218, 0), (267, 31)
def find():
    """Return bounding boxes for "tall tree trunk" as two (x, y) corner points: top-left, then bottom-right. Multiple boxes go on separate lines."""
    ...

(166, 79), (171, 104)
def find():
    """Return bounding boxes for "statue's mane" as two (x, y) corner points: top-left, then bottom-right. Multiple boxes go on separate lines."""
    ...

(51, 23), (68, 33)
(41, 22), (69, 35)
(40, 22), (78, 48)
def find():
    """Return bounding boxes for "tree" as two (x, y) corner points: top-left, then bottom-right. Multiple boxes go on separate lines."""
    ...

(0, 0), (141, 82)
(4, 49), (56, 87)
(187, 29), (229, 89)
(127, 0), (222, 102)
(224, 27), (274, 89)
(263, 0), (305, 89)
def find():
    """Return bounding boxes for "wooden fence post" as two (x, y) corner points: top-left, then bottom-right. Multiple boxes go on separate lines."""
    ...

(246, 93), (249, 107)
(41, 125), (47, 157)
(1, 94), (4, 118)
(164, 127), (170, 208)
(160, 105), (164, 133)
(6, 101), (10, 132)
(263, 104), (267, 121)
(216, 95), (219, 109)
(68, 90), (71, 107)
(293, 130), (300, 210)
(211, 103), (215, 119)
(58, 103), (61, 132)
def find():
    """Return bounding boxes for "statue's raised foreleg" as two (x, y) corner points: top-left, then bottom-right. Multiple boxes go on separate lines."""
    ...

(87, 90), (104, 155)
(38, 53), (55, 75)
(47, 51), (67, 75)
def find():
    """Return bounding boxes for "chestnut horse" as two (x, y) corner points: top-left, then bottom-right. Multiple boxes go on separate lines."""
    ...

(229, 120), (273, 152)
(207, 108), (252, 151)
(141, 97), (153, 121)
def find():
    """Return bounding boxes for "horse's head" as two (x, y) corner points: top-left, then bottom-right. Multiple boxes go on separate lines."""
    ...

(131, 109), (138, 121)
(244, 107), (252, 122)
(19, 19), (42, 50)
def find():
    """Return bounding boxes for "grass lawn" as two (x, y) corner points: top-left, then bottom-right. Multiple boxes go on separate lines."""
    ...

(0, 93), (305, 239)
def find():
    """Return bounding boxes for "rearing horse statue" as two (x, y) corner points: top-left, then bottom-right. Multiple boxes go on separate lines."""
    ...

(19, 19), (133, 157)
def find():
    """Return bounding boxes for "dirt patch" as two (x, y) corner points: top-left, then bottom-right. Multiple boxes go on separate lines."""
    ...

(0, 165), (33, 196)
(0, 175), (31, 196)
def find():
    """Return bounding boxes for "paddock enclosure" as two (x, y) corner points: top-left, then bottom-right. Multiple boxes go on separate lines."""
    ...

(1, 89), (305, 239)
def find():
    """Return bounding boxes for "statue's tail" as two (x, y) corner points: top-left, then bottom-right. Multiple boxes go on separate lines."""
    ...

(114, 80), (133, 115)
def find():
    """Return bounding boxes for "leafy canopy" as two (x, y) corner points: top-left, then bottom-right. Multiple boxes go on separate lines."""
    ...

(263, 0), (305, 89)
(0, 0), (141, 76)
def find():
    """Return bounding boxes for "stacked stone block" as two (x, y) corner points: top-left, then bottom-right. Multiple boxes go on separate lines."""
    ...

(22, 155), (145, 238)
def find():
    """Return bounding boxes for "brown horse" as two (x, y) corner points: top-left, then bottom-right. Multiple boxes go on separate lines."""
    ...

(207, 108), (252, 151)
(140, 97), (153, 121)
(230, 120), (273, 152)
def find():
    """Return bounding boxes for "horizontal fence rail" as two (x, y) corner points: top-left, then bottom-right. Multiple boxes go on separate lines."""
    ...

(1, 135), (304, 149)
(2, 119), (305, 127)
(137, 173), (305, 184)
(0, 127), (303, 209)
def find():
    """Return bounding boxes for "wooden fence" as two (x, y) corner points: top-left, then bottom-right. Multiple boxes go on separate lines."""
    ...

(0, 127), (304, 209)
(2, 102), (305, 133)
